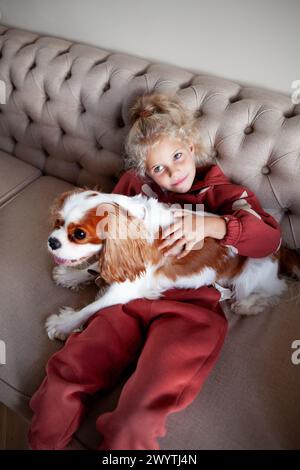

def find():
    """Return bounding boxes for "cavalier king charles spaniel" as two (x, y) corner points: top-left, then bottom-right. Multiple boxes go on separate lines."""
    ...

(45, 188), (297, 341)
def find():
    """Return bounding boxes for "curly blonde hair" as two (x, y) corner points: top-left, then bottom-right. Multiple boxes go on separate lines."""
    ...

(124, 92), (210, 179)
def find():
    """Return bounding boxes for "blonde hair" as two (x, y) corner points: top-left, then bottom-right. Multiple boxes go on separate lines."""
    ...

(124, 92), (210, 179)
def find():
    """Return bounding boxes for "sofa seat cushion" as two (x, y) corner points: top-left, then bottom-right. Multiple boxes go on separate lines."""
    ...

(74, 283), (300, 450)
(0, 151), (41, 206)
(0, 175), (97, 418)
(1, 174), (299, 450)
(158, 287), (300, 450)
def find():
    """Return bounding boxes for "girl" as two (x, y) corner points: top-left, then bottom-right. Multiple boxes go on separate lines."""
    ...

(28, 93), (281, 450)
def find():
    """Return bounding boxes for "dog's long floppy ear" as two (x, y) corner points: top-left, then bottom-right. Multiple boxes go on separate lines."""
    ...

(97, 202), (152, 284)
(50, 188), (85, 226)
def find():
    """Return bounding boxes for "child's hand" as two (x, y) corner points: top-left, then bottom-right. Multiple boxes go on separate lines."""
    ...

(158, 209), (206, 259)
(158, 209), (227, 259)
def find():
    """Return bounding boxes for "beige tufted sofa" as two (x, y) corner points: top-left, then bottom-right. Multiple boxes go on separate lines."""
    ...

(0, 24), (300, 450)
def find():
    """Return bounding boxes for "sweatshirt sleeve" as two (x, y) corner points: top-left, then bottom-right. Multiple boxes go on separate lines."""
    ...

(206, 181), (281, 258)
(111, 169), (144, 196)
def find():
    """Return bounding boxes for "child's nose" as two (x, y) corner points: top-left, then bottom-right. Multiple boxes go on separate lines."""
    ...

(170, 169), (181, 180)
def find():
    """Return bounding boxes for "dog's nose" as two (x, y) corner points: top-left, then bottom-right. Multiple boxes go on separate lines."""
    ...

(48, 237), (62, 250)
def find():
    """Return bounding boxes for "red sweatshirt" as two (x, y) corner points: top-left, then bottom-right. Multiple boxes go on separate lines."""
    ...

(112, 164), (281, 258)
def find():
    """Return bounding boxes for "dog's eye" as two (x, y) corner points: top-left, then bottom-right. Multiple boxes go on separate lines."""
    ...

(73, 228), (86, 240)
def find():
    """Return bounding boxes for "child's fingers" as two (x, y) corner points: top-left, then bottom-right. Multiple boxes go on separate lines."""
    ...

(159, 228), (183, 250)
(160, 222), (182, 242)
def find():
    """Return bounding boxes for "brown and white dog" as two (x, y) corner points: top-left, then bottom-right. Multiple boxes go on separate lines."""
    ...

(46, 188), (299, 340)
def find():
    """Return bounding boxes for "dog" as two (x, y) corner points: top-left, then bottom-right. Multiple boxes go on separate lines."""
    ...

(45, 188), (299, 340)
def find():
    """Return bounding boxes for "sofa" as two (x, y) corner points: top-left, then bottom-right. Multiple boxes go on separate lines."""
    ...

(0, 24), (299, 450)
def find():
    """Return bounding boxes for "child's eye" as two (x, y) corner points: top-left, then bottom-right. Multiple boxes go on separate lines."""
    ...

(154, 165), (164, 173)
(174, 152), (182, 160)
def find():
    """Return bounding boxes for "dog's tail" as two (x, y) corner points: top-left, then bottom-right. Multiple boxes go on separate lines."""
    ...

(275, 245), (300, 280)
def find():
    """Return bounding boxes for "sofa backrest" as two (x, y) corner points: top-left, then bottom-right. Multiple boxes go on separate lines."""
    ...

(0, 25), (299, 248)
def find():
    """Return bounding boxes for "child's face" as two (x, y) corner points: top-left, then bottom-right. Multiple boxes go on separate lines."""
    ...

(145, 136), (196, 193)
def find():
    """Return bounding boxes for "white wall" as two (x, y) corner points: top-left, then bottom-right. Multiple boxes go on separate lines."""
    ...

(0, 0), (298, 95)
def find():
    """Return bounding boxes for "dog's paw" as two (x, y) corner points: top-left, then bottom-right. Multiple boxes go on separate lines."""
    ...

(45, 307), (82, 341)
(231, 294), (279, 315)
(52, 265), (95, 290)
(231, 300), (265, 315)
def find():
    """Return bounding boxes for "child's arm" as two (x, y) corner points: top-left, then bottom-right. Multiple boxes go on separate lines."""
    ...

(206, 179), (281, 258)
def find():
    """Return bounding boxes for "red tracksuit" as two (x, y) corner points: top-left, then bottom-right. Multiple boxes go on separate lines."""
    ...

(28, 164), (281, 450)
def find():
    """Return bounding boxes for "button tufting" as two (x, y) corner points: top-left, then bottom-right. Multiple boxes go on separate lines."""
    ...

(244, 126), (253, 135)
(93, 59), (105, 66)
(180, 80), (192, 89)
(21, 40), (38, 49)
(195, 109), (203, 118)
(211, 149), (218, 160)
(117, 116), (125, 128)
(135, 68), (148, 77)
(284, 109), (295, 118)
(229, 95), (240, 103)
(261, 165), (271, 175)
(103, 82), (110, 92)
(57, 48), (71, 57)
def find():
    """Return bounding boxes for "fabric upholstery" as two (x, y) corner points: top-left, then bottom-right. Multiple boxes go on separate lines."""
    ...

(0, 150), (41, 205)
(0, 24), (299, 450)
(0, 176), (97, 418)
(1, 176), (299, 448)
(0, 25), (299, 247)
(159, 291), (300, 450)
(75, 285), (300, 450)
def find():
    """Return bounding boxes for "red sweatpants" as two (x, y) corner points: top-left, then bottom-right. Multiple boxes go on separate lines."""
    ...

(28, 286), (227, 450)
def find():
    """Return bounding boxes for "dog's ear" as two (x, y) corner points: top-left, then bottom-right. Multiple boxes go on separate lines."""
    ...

(97, 203), (152, 284)
(50, 188), (85, 226)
